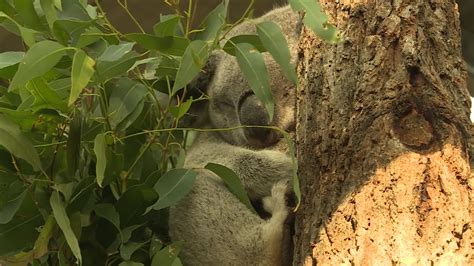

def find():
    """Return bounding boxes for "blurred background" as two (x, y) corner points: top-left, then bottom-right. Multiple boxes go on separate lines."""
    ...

(1, 0), (473, 94)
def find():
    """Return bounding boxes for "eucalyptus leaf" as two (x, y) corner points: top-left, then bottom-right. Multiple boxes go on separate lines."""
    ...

(70, 49), (95, 106)
(171, 40), (209, 95)
(0, 115), (42, 171)
(0, 11), (39, 47)
(151, 241), (183, 266)
(94, 133), (107, 187)
(234, 43), (274, 121)
(95, 203), (121, 234)
(0, 51), (24, 69)
(0, 194), (42, 256)
(119, 262), (144, 266)
(95, 51), (140, 82)
(194, 0), (228, 42)
(205, 163), (257, 214)
(0, 190), (26, 224)
(98, 42), (135, 62)
(116, 186), (158, 226)
(150, 168), (197, 211)
(9, 40), (69, 91)
(125, 34), (189, 56)
(50, 191), (82, 265)
(40, 0), (58, 28)
(120, 241), (146, 261)
(66, 110), (81, 177)
(257, 21), (297, 84)
(107, 78), (148, 129)
(26, 77), (68, 113)
(13, 0), (44, 31)
(169, 98), (193, 119)
(222, 35), (266, 56)
(289, 0), (341, 43)
(153, 15), (181, 37)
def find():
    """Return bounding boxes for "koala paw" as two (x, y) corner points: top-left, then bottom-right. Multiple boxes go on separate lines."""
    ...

(262, 180), (290, 215)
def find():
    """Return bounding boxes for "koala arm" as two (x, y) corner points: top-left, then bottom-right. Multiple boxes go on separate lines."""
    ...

(185, 134), (293, 199)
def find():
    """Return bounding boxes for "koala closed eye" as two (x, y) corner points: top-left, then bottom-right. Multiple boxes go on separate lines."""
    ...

(239, 92), (282, 148)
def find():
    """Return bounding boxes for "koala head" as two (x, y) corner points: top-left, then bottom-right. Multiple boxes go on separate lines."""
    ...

(190, 6), (299, 149)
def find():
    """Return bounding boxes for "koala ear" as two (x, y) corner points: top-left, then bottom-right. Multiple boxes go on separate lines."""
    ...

(179, 52), (221, 127)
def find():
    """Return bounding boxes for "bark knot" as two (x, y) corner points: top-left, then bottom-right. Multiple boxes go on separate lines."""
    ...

(393, 109), (433, 149)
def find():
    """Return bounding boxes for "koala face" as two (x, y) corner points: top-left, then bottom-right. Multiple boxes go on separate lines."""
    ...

(206, 8), (299, 150)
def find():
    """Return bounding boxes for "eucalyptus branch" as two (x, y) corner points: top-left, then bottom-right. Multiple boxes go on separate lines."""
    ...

(117, 0), (146, 33)
(95, 0), (125, 37)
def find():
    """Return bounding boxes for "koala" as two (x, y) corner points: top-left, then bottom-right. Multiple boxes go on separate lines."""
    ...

(169, 5), (299, 266)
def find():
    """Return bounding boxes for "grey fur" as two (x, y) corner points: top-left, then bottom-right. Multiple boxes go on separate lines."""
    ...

(169, 6), (299, 265)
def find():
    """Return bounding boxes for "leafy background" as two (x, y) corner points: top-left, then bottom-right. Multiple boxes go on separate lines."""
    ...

(0, 0), (303, 265)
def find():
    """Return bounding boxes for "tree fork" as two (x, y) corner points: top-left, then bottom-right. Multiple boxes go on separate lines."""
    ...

(294, 0), (473, 264)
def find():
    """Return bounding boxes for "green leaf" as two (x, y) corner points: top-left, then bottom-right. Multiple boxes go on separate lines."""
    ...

(169, 97), (193, 119)
(0, 190), (26, 224)
(95, 51), (140, 82)
(222, 35), (266, 56)
(115, 100), (144, 132)
(149, 236), (163, 257)
(13, 0), (44, 31)
(171, 40), (209, 95)
(9, 40), (68, 91)
(257, 21), (297, 84)
(70, 49), (95, 106)
(0, 51), (24, 69)
(40, 0), (58, 28)
(52, 19), (92, 45)
(0, 194), (42, 256)
(0, 12), (39, 47)
(94, 203), (120, 234)
(120, 241), (146, 261)
(289, 0), (341, 43)
(121, 224), (143, 243)
(0, 108), (36, 131)
(58, 0), (90, 21)
(150, 168), (197, 211)
(153, 15), (181, 37)
(75, 29), (118, 48)
(98, 42), (135, 62)
(26, 77), (68, 113)
(119, 262), (144, 266)
(151, 241), (183, 266)
(94, 133), (107, 187)
(194, 0), (228, 42)
(155, 57), (179, 79)
(67, 177), (96, 212)
(50, 191), (82, 265)
(116, 186), (158, 226)
(54, 0), (62, 10)
(205, 163), (257, 214)
(235, 43), (274, 121)
(125, 34), (189, 56)
(0, 115), (42, 171)
(108, 78), (148, 129)
(66, 110), (81, 177)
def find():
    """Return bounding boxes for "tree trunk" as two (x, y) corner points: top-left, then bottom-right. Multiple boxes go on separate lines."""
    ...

(294, 0), (473, 264)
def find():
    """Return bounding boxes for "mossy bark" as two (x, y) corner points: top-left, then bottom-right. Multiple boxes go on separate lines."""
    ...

(294, 0), (473, 264)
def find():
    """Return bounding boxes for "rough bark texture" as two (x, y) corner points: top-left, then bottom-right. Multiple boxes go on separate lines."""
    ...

(294, 0), (473, 264)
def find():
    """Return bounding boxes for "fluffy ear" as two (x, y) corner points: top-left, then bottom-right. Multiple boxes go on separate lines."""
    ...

(178, 52), (220, 128)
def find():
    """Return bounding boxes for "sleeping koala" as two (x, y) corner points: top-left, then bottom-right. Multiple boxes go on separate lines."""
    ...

(169, 6), (299, 266)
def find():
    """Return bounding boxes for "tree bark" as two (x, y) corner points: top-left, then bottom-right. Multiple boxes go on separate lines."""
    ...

(294, 0), (473, 264)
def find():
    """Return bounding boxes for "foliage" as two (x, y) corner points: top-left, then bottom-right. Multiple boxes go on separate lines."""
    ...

(0, 0), (336, 264)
